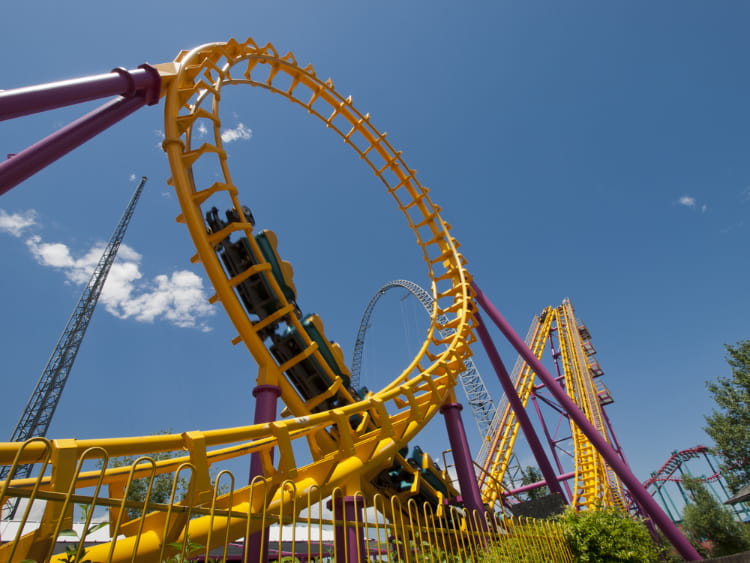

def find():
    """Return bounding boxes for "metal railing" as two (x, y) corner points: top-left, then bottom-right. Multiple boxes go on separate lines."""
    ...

(1, 448), (573, 562)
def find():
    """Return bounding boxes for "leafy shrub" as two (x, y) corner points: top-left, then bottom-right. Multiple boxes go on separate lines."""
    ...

(558, 507), (661, 562)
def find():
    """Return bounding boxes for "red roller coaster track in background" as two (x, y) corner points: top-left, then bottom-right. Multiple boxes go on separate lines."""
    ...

(645, 446), (750, 524)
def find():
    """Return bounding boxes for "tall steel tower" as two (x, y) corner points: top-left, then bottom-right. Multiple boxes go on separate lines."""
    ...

(1, 176), (147, 487)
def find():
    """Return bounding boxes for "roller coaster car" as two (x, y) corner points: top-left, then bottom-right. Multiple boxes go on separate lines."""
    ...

(373, 447), (413, 493)
(596, 382), (614, 405)
(270, 314), (352, 413)
(373, 446), (458, 513)
(226, 205), (256, 227)
(206, 205), (256, 232)
(217, 236), (290, 329)
(254, 230), (297, 304)
(588, 359), (604, 377)
(408, 446), (458, 502)
(577, 323), (592, 341)
(206, 208), (298, 331)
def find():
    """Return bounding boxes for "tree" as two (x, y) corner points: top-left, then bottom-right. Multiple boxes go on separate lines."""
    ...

(704, 340), (750, 493)
(103, 430), (189, 520)
(680, 475), (750, 558)
(109, 452), (188, 520)
(520, 466), (549, 501)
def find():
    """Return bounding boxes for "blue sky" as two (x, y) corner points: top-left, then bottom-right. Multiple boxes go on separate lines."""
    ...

(1, 1), (749, 492)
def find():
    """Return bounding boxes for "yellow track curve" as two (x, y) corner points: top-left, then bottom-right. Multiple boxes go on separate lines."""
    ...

(162, 35), (474, 487)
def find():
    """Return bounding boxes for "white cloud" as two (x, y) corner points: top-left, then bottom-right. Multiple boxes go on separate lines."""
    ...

(154, 129), (165, 150)
(103, 269), (214, 331)
(221, 122), (253, 143)
(26, 236), (76, 268)
(677, 195), (708, 213)
(678, 195), (696, 208)
(25, 236), (116, 285)
(196, 122), (208, 137)
(129, 173), (137, 182)
(0, 209), (36, 237)
(9, 223), (214, 331)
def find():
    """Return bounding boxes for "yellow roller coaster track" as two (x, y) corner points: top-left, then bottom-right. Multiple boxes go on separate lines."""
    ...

(0, 37), (476, 562)
(476, 299), (627, 513)
(476, 311), (552, 509)
(555, 300), (626, 512)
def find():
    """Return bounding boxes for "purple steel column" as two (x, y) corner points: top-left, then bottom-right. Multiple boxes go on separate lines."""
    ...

(0, 65), (161, 196)
(531, 394), (574, 501)
(248, 384), (281, 480)
(331, 495), (366, 563)
(601, 404), (627, 464)
(474, 312), (566, 501)
(1, 97), (143, 196)
(506, 471), (575, 497)
(537, 333), (575, 493)
(471, 282), (701, 561)
(247, 384), (281, 563)
(0, 66), (161, 121)
(439, 401), (486, 524)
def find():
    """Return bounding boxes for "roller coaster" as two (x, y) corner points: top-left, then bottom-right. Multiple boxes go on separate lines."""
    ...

(476, 299), (629, 514)
(0, 38), (702, 561)
(645, 446), (750, 524)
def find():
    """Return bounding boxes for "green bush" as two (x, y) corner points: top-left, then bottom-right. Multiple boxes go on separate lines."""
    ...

(558, 507), (662, 563)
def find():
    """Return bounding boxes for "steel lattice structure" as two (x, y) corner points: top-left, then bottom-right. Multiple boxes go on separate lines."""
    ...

(0, 176), (146, 488)
(351, 279), (496, 438)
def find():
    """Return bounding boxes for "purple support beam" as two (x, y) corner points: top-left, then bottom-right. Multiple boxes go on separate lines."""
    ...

(601, 403), (627, 465)
(474, 311), (567, 502)
(0, 65), (161, 121)
(0, 65), (161, 197)
(535, 331), (578, 498)
(599, 402), (651, 520)
(439, 402), (486, 524)
(1, 96), (144, 196)
(506, 471), (575, 497)
(247, 384), (281, 563)
(471, 282), (701, 561)
(248, 384), (281, 480)
(330, 495), (366, 563)
(531, 394), (574, 501)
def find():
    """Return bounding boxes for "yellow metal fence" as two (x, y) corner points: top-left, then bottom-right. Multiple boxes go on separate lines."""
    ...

(0, 444), (572, 562)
